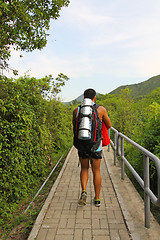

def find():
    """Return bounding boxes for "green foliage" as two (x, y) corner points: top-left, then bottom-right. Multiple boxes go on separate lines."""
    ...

(0, 74), (73, 233)
(97, 88), (135, 135)
(97, 87), (160, 192)
(0, 0), (70, 71)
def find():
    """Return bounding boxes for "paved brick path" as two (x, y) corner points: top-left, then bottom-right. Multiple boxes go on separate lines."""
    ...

(28, 147), (131, 240)
(28, 146), (160, 240)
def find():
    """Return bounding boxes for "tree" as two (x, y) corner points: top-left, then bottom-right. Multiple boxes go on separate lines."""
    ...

(0, 0), (70, 72)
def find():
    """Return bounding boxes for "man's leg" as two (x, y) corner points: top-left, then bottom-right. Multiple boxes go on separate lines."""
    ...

(91, 158), (101, 200)
(79, 157), (89, 191)
(78, 157), (89, 205)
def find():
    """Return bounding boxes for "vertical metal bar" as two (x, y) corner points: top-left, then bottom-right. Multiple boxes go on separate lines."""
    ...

(117, 134), (121, 156)
(121, 137), (125, 180)
(158, 169), (160, 204)
(116, 132), (119, 155)
(108, 128), (110, 152)
(144, 155), (150, 228)
(114, 131), (117, 165)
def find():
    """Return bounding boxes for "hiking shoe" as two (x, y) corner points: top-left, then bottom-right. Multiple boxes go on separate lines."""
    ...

(94, 198), (101, 207)
(78, 191), (87, 205)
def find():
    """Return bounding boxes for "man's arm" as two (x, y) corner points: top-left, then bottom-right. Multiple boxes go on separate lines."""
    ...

(97, 106), (111, 129)
(102, 109), (112, 129)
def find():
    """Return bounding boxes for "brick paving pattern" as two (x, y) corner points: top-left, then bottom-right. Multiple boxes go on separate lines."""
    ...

(32, 147), (131, 240)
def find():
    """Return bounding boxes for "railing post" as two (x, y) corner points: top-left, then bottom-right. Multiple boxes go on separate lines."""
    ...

(113, 131), (117, 165)
(121, 137), (125, 180)
(108, 128), (110, 152)
(117, 134), (121, 155)
(144, 155), (150, 228)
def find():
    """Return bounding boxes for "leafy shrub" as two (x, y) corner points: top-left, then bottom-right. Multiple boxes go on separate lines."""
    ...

(0, 74), (73, 230)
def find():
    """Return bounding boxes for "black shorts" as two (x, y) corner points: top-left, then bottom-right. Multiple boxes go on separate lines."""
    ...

(78, 150), (102, 159)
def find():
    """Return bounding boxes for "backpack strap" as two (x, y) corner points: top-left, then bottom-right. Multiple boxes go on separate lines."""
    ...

(92, 103), (102, 143)
(92, 103), (99, 110)
(76, 105), (80, 117)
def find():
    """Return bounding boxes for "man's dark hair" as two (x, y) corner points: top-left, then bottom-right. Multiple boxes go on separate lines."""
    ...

(84, 88), (96, 99)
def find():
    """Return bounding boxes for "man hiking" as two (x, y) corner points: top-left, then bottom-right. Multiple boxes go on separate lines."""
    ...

(73, 88), (111, 207)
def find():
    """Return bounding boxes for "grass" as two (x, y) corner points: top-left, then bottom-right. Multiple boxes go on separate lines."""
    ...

(0, 157), (65, 240)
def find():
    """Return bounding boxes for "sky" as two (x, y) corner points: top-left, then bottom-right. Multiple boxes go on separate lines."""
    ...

(6, 0), (160, 102)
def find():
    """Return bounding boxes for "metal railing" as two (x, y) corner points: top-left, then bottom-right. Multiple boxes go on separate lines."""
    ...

(108, 126), (118, 165)
(108, 127), (160, 228)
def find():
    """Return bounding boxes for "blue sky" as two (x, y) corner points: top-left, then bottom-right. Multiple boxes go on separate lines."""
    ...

(7, 0), (160, 102)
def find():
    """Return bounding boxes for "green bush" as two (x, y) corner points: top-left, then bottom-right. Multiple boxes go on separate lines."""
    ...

(0, 75), (73, 229)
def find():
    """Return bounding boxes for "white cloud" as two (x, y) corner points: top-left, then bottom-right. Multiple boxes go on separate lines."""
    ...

(7, 48), (97, 80)
(57, 0), (114, 30)
(91, 32), (130, 46)
(70, 8), (113, 26)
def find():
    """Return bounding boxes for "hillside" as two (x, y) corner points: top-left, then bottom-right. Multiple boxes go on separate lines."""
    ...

(63, 94), (83, 105)
(64, 93), (100, 105)
(109, 75), (160, 97)
(64, 75), (160, 104)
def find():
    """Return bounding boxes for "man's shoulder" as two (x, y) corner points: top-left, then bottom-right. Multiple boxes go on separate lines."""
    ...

(97, 105), (106, 112)
(96, 105), (107, 120)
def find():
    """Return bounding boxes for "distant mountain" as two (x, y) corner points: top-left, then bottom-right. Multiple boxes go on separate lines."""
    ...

(63, 94), (83, 105)
(74, 94), (84, 103)
(64, 75), (160, 105)
(64, 93), (100, 105)
(109, 75), (160, 98)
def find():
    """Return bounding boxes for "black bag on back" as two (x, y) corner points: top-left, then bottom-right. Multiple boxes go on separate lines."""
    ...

(73, 104), (102, 152)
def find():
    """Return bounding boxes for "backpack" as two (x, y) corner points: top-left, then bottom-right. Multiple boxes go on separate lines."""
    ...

(73, 102), (102, 152)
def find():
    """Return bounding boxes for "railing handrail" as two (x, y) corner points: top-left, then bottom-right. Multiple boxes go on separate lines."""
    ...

(118, 132), (160, 202)
(119, 132), (160, 170)
(109, 126), (160, 228)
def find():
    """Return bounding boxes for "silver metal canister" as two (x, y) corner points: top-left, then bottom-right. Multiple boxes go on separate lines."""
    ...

(79, 117), (90, 130)
(81, 106), (92, 115)
(78, 129), (90, 139)
(81, 98), (93, 106)
(78, 98), (93, 140)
